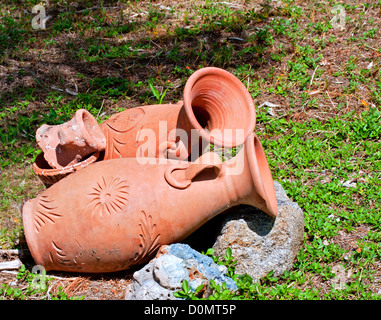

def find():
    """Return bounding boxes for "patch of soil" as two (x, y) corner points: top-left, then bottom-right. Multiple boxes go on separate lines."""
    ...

(0, 249), (136, 300)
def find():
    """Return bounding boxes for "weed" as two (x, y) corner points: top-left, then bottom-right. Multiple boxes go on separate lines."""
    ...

(148, 80), (169, 104)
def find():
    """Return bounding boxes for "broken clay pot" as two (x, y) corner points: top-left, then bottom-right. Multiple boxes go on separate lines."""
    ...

(22, 133), (277, 273)
(36, 109), (106, 169)
(100, 67), (256, 160)
(32, 151), (100, 188)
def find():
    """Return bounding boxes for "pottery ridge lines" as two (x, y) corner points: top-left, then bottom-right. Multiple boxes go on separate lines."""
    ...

(111, 136), (127, 158)
(104, 108), (145, 133)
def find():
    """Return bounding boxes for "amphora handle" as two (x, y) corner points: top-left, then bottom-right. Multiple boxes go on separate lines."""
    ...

(164, 153), (222, 189)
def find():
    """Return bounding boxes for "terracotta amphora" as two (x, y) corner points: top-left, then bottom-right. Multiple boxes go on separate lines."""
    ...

(36, 109), (106, 169)
(100, 67), (256, 160)
(22, 133), (277, 273)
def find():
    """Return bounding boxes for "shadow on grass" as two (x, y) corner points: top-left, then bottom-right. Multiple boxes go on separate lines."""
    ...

(0, 0), (272, 107)
(0, 0), (275, 167)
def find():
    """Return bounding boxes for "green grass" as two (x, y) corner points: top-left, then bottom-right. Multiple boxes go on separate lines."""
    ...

(0, 264), (82, 300)
(175, 109), (380, 300)
(0, 0), (380, 299)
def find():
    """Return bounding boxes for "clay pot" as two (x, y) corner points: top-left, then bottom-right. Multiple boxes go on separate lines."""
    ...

(32, 152), (100, 188)
(100, 67), (256, 161)
(22, 133), (277, 273)
(36, 109), (106, 169)
(32, 67), (255, 186)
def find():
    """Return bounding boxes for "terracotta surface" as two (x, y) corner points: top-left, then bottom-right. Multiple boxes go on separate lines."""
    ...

(22, 133), (277, 273)
(32, 152), (101, 188)
(100, 67), (256, 160)
(36, 109), (106, 169)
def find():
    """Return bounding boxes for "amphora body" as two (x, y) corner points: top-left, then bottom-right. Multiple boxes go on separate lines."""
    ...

(22, 133), (277, 273)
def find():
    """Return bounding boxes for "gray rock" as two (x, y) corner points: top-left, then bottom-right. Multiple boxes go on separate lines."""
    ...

(153, 255), (189, 290)
(124, 263), (175, 300)
(125, 243), (236, 300)
(165, 243), (236, 290)
(212, 181), (304, 282)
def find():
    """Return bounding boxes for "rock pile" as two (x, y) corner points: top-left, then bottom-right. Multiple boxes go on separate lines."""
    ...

(125, 243), (236, 300)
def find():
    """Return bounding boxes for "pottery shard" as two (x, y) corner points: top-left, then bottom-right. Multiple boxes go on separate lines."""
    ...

(212, 181), (305, 282)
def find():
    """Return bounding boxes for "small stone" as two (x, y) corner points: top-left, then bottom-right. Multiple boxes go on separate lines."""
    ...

(153, 255), (189, 290)
(342, 180), (356, 188)
(218, 264), (228, 275)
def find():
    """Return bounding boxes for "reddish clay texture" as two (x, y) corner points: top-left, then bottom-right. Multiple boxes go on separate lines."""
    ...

(32, 151), (101, 188)
(36, 109), (106, 169)
(100, 67), (256, 160)
(22, 133), (277, 273)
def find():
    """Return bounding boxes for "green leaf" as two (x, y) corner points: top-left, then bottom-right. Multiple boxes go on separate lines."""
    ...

(148, 81), (160, 100)
(226, 247), (232, 259)
(205, 248), (215, 256)
(195, 284), (205, 294)
(182, 279), (190, 293)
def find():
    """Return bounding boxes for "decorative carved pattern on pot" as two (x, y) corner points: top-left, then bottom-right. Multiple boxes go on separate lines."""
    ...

(102, 107), (145, 159)
(134, 210), (161, 264)
(33, 195), (61, 233)
(49, 240), (74, 266)
(103, 108), (145, 133)
(88, 176), (129, 216)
